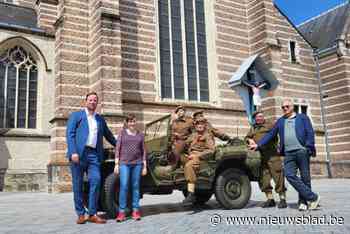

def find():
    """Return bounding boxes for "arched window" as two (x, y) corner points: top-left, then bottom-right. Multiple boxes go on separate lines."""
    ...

(0, 46), (38, 129)
(158, 0), (209, 102)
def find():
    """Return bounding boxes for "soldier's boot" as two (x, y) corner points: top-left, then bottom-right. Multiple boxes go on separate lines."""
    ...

(278, 193), (287, 209)
(262, 199), (276, 208)
(182, 192), (196, 206)
(278, 199), (287, 208)
(183, 183), (196, 206)
(262, 192), (275, 208)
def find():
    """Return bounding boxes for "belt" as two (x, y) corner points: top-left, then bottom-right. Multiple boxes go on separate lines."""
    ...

(85, 145), (96, 151)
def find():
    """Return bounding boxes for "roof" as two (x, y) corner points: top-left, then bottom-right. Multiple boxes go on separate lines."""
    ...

(298, 3), (350, 51)
(0, 2), (38, 29)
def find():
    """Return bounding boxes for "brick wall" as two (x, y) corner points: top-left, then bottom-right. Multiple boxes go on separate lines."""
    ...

(245, 0), (327, 176)
(35, 0), (58, 33)
(49, 0), (90, 192)
(17, 0), (34, 8)
(46, 0), (334, 191)
(320, 53), (350, 177)
(274, 4), (327, 176)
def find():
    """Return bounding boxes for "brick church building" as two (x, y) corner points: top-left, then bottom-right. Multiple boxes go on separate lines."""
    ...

(0, 0), (349, 192)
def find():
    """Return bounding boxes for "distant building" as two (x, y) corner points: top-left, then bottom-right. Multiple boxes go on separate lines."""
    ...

(0, 0), (349, 192)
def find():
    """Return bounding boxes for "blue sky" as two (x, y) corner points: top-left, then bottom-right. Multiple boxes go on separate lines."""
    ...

(274, 0), (348, 26)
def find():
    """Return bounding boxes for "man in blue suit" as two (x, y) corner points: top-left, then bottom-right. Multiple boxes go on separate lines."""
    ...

(66, 92), (116, 224)
(249, 99), (320, 211)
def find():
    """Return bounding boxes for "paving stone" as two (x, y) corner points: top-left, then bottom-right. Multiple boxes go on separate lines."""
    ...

(0, 179), (349, 233)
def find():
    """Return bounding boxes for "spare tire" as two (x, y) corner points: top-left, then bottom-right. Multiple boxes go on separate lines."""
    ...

(101, 173), (132, 218)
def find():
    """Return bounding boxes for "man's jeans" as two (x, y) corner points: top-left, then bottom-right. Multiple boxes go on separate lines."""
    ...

(119, 164), (142, 213)
(70, 148), (101, 216)
(284, 148), (317, 204)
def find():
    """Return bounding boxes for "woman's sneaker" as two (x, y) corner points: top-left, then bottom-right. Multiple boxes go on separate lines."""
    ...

(116, 212), (126, 222)
(132, 211), (141, 221)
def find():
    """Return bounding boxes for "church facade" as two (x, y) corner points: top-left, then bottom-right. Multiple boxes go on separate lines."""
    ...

(0, 0), (349, 192)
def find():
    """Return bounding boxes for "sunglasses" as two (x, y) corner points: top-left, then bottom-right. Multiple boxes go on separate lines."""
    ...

(281, 105), (290, 110)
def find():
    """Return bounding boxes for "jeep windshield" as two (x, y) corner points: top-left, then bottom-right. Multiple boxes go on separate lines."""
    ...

(144, 114), (171, 152)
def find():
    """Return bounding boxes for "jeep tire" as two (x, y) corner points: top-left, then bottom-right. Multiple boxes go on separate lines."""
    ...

(102, 173), (132, 218)
(215, 168), (251, 209)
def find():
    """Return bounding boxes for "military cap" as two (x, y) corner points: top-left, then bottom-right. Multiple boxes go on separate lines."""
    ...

(192, 110), (204, 119)
(175, 105), (185, 113)
(194, 118), (207, 125)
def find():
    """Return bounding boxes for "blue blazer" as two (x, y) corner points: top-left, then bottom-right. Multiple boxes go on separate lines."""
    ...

(66, 110), (117, 162)
(257, 113), (316, 156)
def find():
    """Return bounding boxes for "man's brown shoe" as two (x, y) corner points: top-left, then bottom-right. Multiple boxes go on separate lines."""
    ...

(88, 215), (107, 224)
(76, 215), (87, 224)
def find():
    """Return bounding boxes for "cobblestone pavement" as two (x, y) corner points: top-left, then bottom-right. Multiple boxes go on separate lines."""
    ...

(0, 179), (349, 234)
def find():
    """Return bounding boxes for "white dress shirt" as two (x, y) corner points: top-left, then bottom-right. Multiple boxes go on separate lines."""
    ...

(85, 108), (98, 148)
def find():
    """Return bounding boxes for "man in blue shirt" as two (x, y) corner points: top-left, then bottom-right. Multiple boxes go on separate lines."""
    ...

(250, 99), (320, 211)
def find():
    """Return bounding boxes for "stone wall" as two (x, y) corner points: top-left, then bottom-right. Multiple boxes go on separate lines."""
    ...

(1, 135), (50, 192)
(0, 15), (55, 191)
(4, 172), (47, 192)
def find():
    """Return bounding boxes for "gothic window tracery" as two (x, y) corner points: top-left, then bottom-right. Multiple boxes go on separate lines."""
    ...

(0, 46), (38, 129)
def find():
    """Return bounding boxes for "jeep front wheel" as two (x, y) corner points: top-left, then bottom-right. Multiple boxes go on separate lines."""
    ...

(215, 168), (251, 209)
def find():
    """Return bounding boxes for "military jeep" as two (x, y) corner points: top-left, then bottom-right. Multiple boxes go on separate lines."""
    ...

(93, 114), (261, 218)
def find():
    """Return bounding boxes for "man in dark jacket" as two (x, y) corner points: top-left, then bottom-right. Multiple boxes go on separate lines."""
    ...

(249, 99), (320, 211)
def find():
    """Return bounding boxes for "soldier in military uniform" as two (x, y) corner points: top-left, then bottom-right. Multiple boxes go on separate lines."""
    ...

(182, 118), (215, 206)
(169, 106), (194, 165)
(245, 111), (287, 208)
(192, 110), (233, 143)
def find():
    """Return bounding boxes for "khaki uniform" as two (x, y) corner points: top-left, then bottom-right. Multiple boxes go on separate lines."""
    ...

(182, 132), (215, 183)
(245, 122), (286, 194)
(170, 116), (194, 164)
